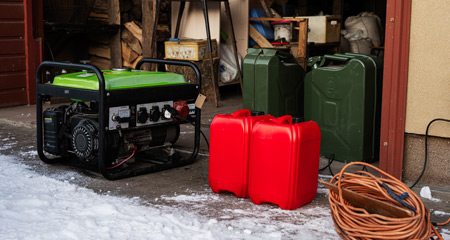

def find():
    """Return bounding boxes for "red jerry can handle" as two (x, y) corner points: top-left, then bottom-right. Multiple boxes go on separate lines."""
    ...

(271, 115), (293, 124)
(232, 109), (251, 117)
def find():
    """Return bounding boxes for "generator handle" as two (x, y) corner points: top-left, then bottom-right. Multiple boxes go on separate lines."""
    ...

(135, 58), (202, 90)
(36, 61), (105, 90)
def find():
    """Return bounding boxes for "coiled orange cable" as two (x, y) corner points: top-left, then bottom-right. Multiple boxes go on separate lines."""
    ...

(326, 162), (448, 240)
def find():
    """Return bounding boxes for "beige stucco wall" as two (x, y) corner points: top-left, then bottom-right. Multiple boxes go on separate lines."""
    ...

(405, 0), (450, 138)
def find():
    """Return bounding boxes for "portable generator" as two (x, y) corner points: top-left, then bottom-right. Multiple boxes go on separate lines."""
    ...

(36, 59), (201, 180)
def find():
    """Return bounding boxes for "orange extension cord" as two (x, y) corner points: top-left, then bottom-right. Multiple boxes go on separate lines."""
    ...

(326, 162), (449, 240)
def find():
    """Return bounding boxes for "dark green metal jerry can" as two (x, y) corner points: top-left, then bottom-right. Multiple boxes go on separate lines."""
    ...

(304, 54), (381, 163)
(243, 48), (305, 118)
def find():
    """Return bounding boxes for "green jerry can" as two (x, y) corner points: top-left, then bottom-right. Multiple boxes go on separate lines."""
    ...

(304, 54), (378, 163)
(243, 48), (305, 118)
(334, 53), (383, 161)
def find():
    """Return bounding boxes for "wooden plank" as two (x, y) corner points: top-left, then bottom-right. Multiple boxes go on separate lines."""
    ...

(142, 0), (157, 70)
(0, 39), (25, 54)
(89, 12), (109, 19)
(249, 24), (272, 48)
(0, 56), (25, 72)
(123, 55), (142, 69)
(121, 28), (143, 55)
(25, 0), (43, 105)
(333, 0), (343, 16)
(0, 89), (27, 108)
(121, 41), (138, 63)
(108, 0), (121, 68)
(166, 57), (220, 102)
(270, 8), (281, 18)
(88, 34), (110, 45)
(297, 19), (308, 59)
(0, 2), (24, 19)
(88, 45), (111, 59)
(90, 56), (111, 70)
(259, 0), (273, 18)
(319, 180), (413, 218)
(0, 22), (24, 37)
(124, 21), (143, 44)
(0, 72), (26, 89)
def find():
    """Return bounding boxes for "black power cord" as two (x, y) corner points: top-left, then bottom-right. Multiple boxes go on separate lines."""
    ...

(164, 106), (210, 150)
(176, 115), (210, 151)
(409, 118), (450, 189)
(319, 153), (370, 177)
(319, 154), (335, 176)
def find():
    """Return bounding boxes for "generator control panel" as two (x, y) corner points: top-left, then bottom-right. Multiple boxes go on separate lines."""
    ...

(108, 100), (195, 130)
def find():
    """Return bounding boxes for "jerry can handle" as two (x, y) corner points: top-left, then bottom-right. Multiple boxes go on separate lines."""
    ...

(272, 115), (293, 124)
(276, 50), (298, 64)
(232, 109), (251, 117)
(319, 54), (351, 67)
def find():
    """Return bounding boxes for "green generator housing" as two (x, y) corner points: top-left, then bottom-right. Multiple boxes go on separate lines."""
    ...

(52, 70), (186, 90)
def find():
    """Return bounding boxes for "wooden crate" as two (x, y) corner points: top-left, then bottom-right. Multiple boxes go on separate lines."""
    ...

(166, 57), (220, 102)
(297, 16), (341, 44)
(164, 39), (218, 61)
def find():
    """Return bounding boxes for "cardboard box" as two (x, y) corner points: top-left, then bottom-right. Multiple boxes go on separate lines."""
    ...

(164, 39), (218, 61)
(297, 16), (341, 44)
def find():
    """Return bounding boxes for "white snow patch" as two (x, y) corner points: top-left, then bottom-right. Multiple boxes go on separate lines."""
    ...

(420, 186), (441, 202)
(0, 154), (339, 240)
(0, 141), (17, 151)
(318, 174), (333, 179)
(316, 188), (329, 195)
(162, 193), (220, 202)
(0, 155), (234, 239)
(434, 211), (450, 216)
(441, 229), (450, 240)
(18, 150), (37, 158)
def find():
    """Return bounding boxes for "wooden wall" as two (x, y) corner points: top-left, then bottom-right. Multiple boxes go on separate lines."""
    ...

(0, 0), (27, 107)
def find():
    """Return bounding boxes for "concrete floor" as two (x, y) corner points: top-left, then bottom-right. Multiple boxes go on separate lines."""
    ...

(0, 86), (449, 237)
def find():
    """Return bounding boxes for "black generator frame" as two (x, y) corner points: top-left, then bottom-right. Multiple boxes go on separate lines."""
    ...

(36, 58), (202, 180)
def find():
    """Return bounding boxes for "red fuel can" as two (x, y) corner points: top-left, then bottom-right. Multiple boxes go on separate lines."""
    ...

(248, 116), (321, 210)
(209, 109), (274, 198)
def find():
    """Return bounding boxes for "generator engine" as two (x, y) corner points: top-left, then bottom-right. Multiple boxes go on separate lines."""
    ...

(43, 101), (187, 167)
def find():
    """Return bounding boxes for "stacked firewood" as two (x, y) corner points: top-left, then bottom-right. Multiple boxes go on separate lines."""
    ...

(121, 21), (144, 68)
(87, 0), (171, 69)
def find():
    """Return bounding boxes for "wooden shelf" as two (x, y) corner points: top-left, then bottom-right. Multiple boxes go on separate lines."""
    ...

(249, 17), (308, 69)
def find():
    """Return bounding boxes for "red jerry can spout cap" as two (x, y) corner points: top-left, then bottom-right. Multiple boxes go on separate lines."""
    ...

(231, 109), (251, 117)
(231, 109), (268, 117)
(272, 115), (293, 124)
(270, 116), (305, 124)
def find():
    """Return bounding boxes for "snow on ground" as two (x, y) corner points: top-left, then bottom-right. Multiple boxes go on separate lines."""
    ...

(0, 155), (338, 240)
(435, 211), (450, 216)
(420, 186), (441, 202)
(441, 229), (450, 240)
